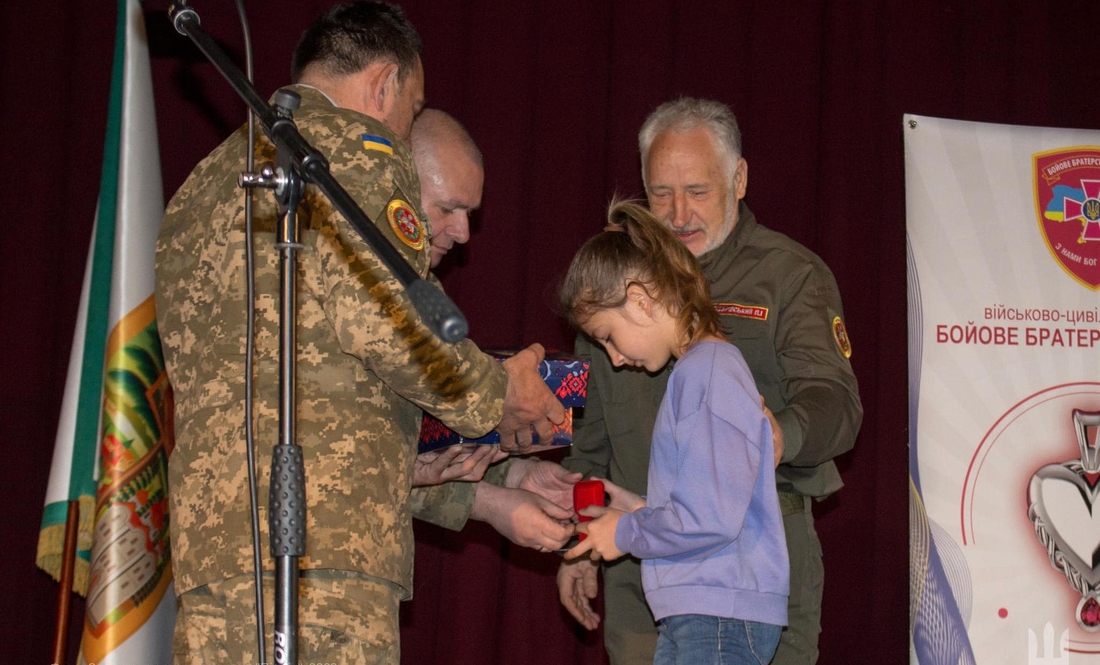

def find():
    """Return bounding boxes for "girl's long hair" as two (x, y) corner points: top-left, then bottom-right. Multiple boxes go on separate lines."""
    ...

(559, 200), (721, 350)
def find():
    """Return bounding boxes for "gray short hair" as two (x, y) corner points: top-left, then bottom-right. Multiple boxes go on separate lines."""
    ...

(638, 98), (742, 186)
(410, 109), (483, 168)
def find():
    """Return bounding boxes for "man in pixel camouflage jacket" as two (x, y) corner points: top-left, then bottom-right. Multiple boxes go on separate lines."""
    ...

(156, 4), (565, 663)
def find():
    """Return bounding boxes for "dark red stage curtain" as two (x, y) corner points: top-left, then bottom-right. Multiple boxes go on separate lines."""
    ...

(5, 1), (1099, 664)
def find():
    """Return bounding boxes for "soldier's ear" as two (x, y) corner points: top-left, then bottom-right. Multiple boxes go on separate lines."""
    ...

(375, 64), (400, 117)
(355, 61), (399, 119)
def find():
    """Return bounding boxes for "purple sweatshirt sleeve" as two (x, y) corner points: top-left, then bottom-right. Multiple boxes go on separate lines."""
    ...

(614, 405), (764, 561)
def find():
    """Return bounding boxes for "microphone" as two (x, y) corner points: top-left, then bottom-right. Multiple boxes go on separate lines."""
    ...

(573, 480), (605, 541)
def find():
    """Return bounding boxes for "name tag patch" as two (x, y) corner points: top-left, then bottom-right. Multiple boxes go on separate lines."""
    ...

(714, 302), (769, 321)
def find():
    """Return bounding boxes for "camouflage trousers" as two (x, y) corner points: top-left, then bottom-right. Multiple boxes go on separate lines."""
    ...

(172, 570), (402, 665)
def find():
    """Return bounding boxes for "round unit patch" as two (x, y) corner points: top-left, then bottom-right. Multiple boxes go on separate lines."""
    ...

(386, 199), (425, 250)
(832, 316), (852, 358)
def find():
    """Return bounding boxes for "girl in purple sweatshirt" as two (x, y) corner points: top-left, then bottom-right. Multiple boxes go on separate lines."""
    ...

(560, 201), (789, 665)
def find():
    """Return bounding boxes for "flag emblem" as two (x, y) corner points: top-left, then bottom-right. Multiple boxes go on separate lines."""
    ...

(1034, 146), (1100, 290)
(386, 198), (425, 250)
(361, 133), (394, 155)
(37, 2), (177, 663)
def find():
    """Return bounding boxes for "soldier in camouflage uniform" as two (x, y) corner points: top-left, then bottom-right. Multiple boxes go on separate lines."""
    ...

(156, 4), (565, 664)
(410, 109), (483, 270)
(408, 109), (579, 550)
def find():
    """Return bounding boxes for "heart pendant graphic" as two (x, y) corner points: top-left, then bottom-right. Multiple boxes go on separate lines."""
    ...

(1028, 409), (1100, 631)
(1029, 463), (1100, 587)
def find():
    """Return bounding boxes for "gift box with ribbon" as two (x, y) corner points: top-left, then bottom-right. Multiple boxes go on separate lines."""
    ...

(418, 349), (589, 454)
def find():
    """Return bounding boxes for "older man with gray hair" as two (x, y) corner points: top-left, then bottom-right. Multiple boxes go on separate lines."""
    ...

(558, 97), (863, 665)
(410, 109), (484, 269)
(410, 109), (579, 552)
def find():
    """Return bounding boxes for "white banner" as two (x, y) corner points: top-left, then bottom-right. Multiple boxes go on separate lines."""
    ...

(907, 114), (1100, 664)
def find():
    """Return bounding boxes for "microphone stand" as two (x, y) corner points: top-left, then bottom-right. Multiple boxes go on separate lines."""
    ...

(168, 4), (470, 663)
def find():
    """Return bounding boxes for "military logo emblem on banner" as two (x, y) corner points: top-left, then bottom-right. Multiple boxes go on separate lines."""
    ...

(1034, 147), (1100, 290)
(386, 198), (425, 250)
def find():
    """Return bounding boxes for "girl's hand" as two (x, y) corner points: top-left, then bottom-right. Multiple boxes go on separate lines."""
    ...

(598, 478), (645, 512)
(564, 506), (626, 562)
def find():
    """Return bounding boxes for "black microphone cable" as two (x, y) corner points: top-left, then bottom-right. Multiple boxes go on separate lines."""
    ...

(232, 0), (268, 662)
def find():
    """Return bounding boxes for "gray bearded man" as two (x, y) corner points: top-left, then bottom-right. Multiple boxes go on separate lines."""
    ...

(557, 97), (863, 665)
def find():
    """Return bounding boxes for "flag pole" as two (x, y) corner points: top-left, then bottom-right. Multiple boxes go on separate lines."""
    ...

(39, 1), (176, 664)
(51, 500), (80, 665)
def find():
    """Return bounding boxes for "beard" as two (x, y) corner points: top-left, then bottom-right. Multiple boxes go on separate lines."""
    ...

(698, 196), (738, 255)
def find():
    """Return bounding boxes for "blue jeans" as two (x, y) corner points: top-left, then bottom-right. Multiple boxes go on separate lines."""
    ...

(653, 614), (783, 665)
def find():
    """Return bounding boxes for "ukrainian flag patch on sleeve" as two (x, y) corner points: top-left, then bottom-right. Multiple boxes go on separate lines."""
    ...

(361, 133), (394, 155)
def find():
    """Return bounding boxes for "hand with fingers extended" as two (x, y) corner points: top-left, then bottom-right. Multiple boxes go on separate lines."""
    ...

(565, 505), (627, 562)
(557, 556), (600, 630)
(496, 344), (567, 452)
(411, 444), (507, 487)
(471, 482), (574, 551)
(505, 457), (583, 510)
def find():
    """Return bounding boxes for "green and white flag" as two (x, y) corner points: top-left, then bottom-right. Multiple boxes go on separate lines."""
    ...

(37, 0), (176, 663)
